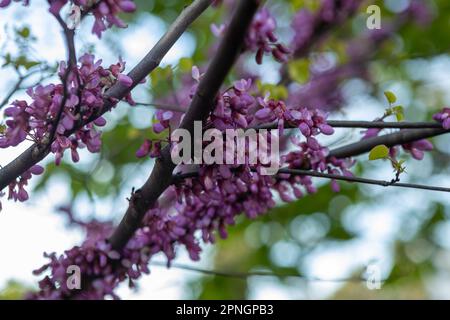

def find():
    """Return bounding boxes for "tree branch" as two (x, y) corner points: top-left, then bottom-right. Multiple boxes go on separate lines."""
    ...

(108, 0), (261, 250)
(329, 128), (449, 159)
(256, 120), (443, 130)
(0, 0), (213, 191)
(277, 168), (450, 193)
(128, 101), (443, 130)
(150, 261), (375, 283)
(170, 126), (450, 194)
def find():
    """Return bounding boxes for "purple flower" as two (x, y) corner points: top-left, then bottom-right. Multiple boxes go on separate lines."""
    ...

(433, 107), (450, 130)
(135, 139), (152, 158)
(402, 139), (433, 160)
(0, 53), (137, 166)
(0, 0), (11, 7)
(0, 0), (28, 8)
(290, 0), (360, 54)
(244, 8), (290, 64)
(45, 1), (137, 38)
(362, 128), (381, 139)
(291, 9), (315, 53)
(118, 74), (133, 88)
(152, 110), (174, 134)
(7, 165), (44, 203)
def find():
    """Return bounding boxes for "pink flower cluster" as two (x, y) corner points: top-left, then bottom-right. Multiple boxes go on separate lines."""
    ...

(8, 165), (44, 202)
(362, 127), (434, 161)
(282, 139), (355, 194)
(30, 75), (351, 299)
(211, 78), (255, 129)
(211, 8), (290, 64)
(255, 98), (335, 137)
(270, 107), (353, 194)
(48, 0), (136, 37)
(400, 140), (433, 161)
(28, 190), (202, 299)
(135, 139), (161, 159)
(245, 8), (290, 64)
(0, 1), (136, 38)
(137, 74), (257, 159)
(0, 164), (44, 213)
(0, 54), (133, 165)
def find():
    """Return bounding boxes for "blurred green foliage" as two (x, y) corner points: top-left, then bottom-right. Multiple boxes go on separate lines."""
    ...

(1, 0), (449, 299)
(0, 280), (30, 300)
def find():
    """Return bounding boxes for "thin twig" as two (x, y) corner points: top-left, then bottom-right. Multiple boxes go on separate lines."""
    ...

(133, 102), (187, 113)
(128, 101), (443, 129)
(171, 167), (450, 193)
(126, 100), (445, 131)
(277, 168), (450, 193)
(151, 261), (376, 283)
(0, 67), (51, 110)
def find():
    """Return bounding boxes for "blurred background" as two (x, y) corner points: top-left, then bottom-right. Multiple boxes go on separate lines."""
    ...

(0, 0), (449, 299)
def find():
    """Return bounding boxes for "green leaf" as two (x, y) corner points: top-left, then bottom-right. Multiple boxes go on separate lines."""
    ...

(369, 144), (389, 160)
(384, 91), (397, 104)
(13, 55), (40, 70)
(149, 65), (173, 96)
(179, 57), (193, 73)
(287, 59), (310, 84)
(2, 53), (12, 67)
(17, 27), (30, 39)
(393, 105), (404, 121)
(256, 80), (288, 100)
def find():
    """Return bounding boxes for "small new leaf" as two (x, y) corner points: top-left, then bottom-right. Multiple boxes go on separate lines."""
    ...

(384, 91), (397, 104)
(17, 27), (30, 39)
(393, 105), (404, 121)
(369, 144), (389, 160)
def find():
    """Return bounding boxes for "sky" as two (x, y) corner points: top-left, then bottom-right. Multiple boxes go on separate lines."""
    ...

(0, 2), (450, 299)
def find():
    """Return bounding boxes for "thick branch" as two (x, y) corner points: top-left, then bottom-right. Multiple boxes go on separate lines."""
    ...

(151, 261), (372, 283)
(329, 128), (449, 159)
(0, 0), (213, 191)
(109, 0), (261, 250)
(171, 126), (450, 193)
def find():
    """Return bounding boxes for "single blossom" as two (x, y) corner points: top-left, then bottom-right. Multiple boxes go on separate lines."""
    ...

(433, 107), (450, 130)
(402, 139), (434, 160)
